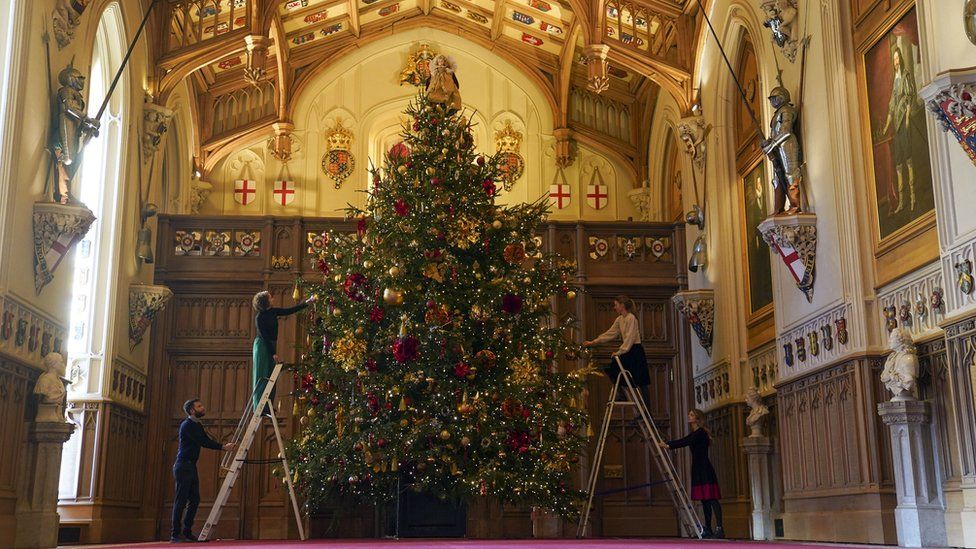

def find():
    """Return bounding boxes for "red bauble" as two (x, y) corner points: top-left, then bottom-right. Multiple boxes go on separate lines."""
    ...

(394, 198), (410, 216)
(454, 361), (471, 378)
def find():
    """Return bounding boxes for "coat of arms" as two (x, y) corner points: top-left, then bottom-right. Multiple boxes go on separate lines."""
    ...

(588, 236), (609, 259)
(399, 43), (437, 87)
(495, 120), (525, 191)
(820, 324), (833, 351)
(273, 180), (296, 206)
(586, 167), (609, 210)
(322, 119), (355, 189)
(956, 259), (974, 295)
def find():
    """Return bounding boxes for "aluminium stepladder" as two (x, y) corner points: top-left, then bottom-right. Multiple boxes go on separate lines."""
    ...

(577, 355), (704, 539)
(198, 363), (306, 541)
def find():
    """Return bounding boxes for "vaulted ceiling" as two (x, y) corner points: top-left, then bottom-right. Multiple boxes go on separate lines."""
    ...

(149, 0), (706, 177)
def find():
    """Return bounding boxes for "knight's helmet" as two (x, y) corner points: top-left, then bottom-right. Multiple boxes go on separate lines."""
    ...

(768, 86), (791, 107)
(58, 60), (85, 89)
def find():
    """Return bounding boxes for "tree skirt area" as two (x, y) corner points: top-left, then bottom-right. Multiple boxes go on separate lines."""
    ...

(64, 539), (885, 548)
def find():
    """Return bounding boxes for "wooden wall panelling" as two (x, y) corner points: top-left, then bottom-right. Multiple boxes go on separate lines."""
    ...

(145, 215), (685, 541)
(0, 358), (39, 547)
(775, 358), (896, 543)
(944, 317), (976, 488)
(917, 337), (961, 495)
(584, 289), (685, 537)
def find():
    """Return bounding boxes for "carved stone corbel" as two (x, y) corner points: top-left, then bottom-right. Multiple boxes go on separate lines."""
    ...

(672, 289), (715, 356)
(760, 0), (800, 62)
(32, 203), (96, 295)
(268, 121), (298, 162)
(129, 284), (173, 348)
(627, 185), (652, 222)
(244, 35), (272, 85)
(553, 127), (575, 167)
(187, 175), (213, 214)
(920, 68), (976, 167)
(677, 116), (709, 171)
(758, 213), (817, 302)
(583, 45), (611, 94)
(142, 102), (174, 161)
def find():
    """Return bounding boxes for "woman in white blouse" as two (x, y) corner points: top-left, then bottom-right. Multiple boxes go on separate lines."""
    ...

(583, 295), (650, 404)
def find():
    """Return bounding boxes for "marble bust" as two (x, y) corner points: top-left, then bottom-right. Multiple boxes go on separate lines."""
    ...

(745, 387), (770, 437)
(34, 352), (67, 422)
(880, 327), (918, 401)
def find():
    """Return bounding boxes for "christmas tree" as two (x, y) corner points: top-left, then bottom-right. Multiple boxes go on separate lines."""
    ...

(289, 70), (588, 517)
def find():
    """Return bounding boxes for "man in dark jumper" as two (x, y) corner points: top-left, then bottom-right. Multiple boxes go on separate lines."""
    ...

(171, 398), (234, 543)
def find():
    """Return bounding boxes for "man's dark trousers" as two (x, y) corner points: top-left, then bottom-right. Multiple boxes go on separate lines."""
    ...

(172, 460), (200, 539)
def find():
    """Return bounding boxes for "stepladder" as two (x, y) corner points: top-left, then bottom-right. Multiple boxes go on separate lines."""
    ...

(198, 363), (306, 542)
(577, 355), (703, 539)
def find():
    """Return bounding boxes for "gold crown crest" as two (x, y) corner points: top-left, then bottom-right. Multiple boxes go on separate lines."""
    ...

(494, 120), (523, 153)
(326, 119), (354, 151)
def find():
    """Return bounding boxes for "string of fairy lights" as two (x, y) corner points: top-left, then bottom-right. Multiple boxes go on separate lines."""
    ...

(285, 91), (592, 517)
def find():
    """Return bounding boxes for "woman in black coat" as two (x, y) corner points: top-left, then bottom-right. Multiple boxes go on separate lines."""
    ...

(659, 408), (724, 538)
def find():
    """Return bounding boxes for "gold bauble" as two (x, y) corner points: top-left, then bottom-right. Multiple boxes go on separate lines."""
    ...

(364, 260), (374, 269)
(400, 419), (409, 427)
(332, 308), (342, 316)
(397, 165), (408, 174)
(440, 430), (451, 440)
(383, 288), (405, 306)
(355, 327), (364, 335)
(567, 291), (577, 299)
(460, 436), (471, 446)
(333, 274), (343, 283)
(389, 266), (401, 277)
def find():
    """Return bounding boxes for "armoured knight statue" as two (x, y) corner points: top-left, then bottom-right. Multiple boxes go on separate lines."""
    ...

(762, 86), (803, 215)
(54, 64), (100, 204)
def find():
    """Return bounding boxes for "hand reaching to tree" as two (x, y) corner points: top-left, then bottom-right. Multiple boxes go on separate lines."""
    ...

(222, 443), (236, 451)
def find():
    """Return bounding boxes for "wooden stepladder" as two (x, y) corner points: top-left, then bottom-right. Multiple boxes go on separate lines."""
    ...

(198, 363), (306, 542)
(577, 355), (703, 539)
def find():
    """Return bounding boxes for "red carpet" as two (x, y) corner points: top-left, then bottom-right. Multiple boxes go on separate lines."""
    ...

(66, 539), (885, 549)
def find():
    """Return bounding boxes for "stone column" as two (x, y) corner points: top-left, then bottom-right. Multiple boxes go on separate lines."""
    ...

(742, 435), (775, 540)
(877, 399), (947, 548)
(14, 421), (75, 549)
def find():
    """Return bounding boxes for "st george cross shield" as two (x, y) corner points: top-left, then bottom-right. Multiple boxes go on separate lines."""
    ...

(273, 180), (296, 206)
(549, 184), (571, 209)
(234, 179), (257, 206)
(586, 184), (608, 210)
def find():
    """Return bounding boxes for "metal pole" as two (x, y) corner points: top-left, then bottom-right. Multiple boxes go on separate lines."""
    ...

(92, 0), (159, 122)
(694, 0), (766, 139)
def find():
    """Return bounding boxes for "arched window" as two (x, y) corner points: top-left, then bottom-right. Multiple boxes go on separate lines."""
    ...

(60, 3), (128, 500)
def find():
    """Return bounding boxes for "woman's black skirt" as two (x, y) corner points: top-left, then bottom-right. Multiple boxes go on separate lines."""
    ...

(602, 343), (650, 387)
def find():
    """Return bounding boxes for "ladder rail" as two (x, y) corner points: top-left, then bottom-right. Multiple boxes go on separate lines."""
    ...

(622, 373), (704, 538)
(198, 363), (306, 542)
(577, 356), (703, 539)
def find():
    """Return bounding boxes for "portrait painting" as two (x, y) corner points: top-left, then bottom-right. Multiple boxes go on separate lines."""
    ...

(743, 162), (773, 315)
(864, 8), (933, 241)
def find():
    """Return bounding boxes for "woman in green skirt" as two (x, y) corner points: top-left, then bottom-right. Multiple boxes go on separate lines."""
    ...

(252, 291), (316, 413)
